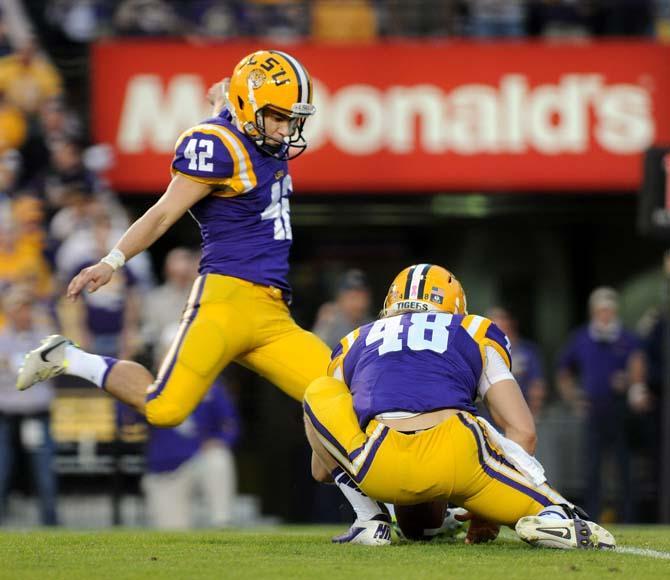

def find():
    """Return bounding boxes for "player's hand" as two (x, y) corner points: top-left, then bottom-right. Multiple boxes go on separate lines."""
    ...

(627, 383), (653, 414)
(67, 262), (115, 301)
(455, 511), (500, 544)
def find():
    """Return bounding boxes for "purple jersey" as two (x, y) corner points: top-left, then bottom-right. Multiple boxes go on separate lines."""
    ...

(557, 325), (642, 406)
(329, 312), (512, 428)
(511, 339), (544, 399)
(172, 111), (293, 296)
(72, 260), (137, 335)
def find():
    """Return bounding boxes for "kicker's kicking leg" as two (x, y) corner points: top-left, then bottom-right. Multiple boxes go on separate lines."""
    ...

(16, 334), (150, 413)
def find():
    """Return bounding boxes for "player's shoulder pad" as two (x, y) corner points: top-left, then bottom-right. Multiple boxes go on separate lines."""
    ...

(172, 122), (258, 192)
(460, 315), (512, 369)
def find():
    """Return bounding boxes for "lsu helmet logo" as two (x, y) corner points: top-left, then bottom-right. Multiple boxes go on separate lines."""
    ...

(382, 264), (467, 316)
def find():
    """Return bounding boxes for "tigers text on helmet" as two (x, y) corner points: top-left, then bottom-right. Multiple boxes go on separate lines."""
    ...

(382, 264), (467, 317)
(226, 49), (316, 160)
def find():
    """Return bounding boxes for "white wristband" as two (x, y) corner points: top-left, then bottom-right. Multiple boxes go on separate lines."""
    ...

(100, 248), (126, 271)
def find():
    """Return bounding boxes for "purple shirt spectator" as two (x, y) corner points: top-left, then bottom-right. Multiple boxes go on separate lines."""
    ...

(71, 259), (137, 336)
(512, 339), (543, 399)
(145, 380), (239, 474)
(557, 324), (642, 411)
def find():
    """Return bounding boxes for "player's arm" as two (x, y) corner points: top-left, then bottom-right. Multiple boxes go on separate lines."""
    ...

(483, 376), (537, 455)
(327, 328), (361, 384)
(112, 174), (210, 260)
(67, 175), (211, 300)
(479, 345), (536, 454)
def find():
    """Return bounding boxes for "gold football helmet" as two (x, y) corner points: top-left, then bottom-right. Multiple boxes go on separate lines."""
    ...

(226, 49), (316, 160)
(382, 264), (467, 316)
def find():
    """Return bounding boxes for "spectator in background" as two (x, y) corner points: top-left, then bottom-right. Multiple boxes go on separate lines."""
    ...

(142, 323), (239, 529)
(0, 12), (13, 58)
(180, 0), (243, 38)
(53, 195), (154, 294)
(596, 0), (654, 36)
(247, 0), (309, 39)
(0, 149), (21, 202)
(556, 287), (650, 523)
(0, 90), (27, 154)
(0, 38), (62, 117)
(113, 0), (183, 36)
(376, 0), (465, 40)
(487, 306), (547, 417)
(467, 0), (525, 37)
(312, 0), (376, 41)
(526, 0), (592, 38)
(313, 269), (373, 349)
(18, 98), (83, 191)
(63, 208), (141, 359)
(0, 286), (58, 526)
(44, 0), (114, 44)
(636, 307), (663, 518)
(0, 212), (53, 331)
(657, 0), (670, 40)
(41, 138), (100, 210)
(141, 247), (199, 355)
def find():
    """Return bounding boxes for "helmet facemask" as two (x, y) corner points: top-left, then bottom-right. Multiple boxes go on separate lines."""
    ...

(249, 103), (314, 160)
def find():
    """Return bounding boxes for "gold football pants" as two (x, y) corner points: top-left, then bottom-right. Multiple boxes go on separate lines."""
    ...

(145, 274), (332, 426)
(303, 376), (568, 526)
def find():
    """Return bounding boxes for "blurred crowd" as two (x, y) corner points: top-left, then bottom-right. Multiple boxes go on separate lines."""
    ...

(23, 0), (670, 43)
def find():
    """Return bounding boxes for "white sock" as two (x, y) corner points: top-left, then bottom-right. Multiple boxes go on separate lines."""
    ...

(65, 345), (118, 389)
(332, 468), (387, 522)
(538, 505), (571, 520)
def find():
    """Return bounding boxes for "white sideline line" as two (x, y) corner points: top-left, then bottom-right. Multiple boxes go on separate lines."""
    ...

(616, 546), (670, 560)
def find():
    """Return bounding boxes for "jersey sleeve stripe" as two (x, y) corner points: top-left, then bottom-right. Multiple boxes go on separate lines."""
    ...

(461, 314), (488, 367)
(327, 355), (343, 378)
(473, 318), (490, 343)
(462, 314), (486, 338)
(199, 124), (258, 192)
(483, 340), (512, 369)
(327, 329), (360, 383)
(341, 328), (360, 356)
(177, 124), (257, 192)
(170, 169), (248, 199)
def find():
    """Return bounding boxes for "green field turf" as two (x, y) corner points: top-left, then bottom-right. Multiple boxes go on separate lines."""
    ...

(1, 526), (669, 580)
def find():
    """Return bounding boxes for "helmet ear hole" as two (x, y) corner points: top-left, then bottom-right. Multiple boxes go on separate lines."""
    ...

(237, 96), (244, 110)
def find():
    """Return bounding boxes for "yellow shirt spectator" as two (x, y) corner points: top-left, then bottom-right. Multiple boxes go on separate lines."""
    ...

(0, 97), (27, 151)
(0, 41), (62, 115)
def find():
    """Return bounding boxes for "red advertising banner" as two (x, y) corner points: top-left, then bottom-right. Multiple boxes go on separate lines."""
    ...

(92, 40), (670, 193)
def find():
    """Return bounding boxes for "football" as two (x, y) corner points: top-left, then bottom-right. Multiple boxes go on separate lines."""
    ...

(394, 501), (448, 541)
